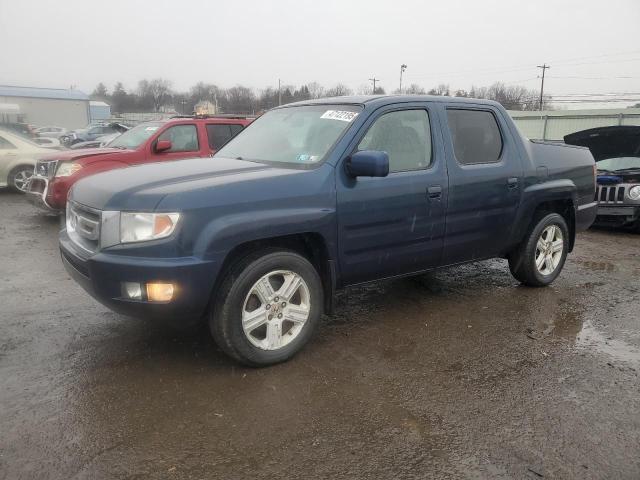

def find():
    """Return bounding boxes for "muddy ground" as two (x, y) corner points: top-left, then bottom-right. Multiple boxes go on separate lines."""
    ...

(0, 189), (638, 479)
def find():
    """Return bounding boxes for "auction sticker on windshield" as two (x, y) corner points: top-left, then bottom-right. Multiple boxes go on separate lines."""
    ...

(320, 110), (359, 122)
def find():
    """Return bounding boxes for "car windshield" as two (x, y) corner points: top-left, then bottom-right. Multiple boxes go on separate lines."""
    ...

(107, 122), (163, 149)
(596, 156), (640, 172)
(215, 105), (361, 164)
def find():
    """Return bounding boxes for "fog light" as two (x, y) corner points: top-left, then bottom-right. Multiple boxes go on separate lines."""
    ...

(122, 282), (143, 300)
(146, 282), (174, 302)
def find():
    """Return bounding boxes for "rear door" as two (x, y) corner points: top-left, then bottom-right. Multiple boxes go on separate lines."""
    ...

(440, 105), (523, 264)
(336, 104), (447, 285)
(204, 123), (245, 156)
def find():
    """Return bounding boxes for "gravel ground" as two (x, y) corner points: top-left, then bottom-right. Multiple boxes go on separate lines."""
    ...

(1, 189), (639, 479)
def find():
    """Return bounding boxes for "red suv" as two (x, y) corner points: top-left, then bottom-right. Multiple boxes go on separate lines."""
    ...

(27, 115), (253, 211)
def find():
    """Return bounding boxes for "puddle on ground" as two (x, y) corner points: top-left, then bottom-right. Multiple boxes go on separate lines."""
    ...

(576, 322), (640, 367)
(524, 289), (640, 367)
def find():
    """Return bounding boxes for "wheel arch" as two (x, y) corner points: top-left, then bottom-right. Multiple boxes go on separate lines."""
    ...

(512, 180), (578, 253)
(207, 232), (336, 318)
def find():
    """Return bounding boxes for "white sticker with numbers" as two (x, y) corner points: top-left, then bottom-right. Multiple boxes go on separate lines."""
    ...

(320, 110), (359, 122)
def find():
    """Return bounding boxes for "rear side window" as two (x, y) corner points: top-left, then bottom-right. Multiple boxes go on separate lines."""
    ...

(206, 124), (244, 150)
(447, 109), (503, 165)
(158, 125), (199, 152)
(357, 109), (432, 173)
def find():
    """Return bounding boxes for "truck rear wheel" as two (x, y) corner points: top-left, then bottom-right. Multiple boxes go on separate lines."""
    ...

(210, 249), (323, 366)
(508, 213), (569, 287)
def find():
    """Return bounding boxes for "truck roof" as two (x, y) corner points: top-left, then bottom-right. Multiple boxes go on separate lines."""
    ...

(281, 94), (504, 109)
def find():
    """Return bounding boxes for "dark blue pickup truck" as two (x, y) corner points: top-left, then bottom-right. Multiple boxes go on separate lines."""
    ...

(60, 95), (597, 366)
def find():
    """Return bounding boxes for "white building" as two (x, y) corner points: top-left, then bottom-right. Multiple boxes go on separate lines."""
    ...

(508, 108), (640, 141)
(0, 85), (90, 129)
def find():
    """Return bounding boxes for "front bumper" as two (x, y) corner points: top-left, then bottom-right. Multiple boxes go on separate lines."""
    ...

(26, 176), (63, 212)
(594, 205), (640, 227)
(60, 229), (220, 323)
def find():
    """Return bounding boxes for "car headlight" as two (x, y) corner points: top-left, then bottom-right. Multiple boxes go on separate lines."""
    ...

(120, 212), (180, 243)
(55, 162), (82, 177)
(629, 185), (640, 200)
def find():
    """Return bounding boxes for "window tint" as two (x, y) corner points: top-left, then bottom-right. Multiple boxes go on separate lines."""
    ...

(158, 125), (199, 152)
(206, 124), (243, 150)
(447, 109), (503, 165)
(0, 135), (16, 149)
(357, 109), (432, 172)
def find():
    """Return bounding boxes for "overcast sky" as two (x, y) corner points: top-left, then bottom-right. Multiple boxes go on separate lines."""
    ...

(1, 0), (639, 107)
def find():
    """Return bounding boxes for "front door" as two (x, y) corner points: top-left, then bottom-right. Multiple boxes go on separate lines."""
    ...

(147, 124), (202, 163)
(336, 105), (447, 285)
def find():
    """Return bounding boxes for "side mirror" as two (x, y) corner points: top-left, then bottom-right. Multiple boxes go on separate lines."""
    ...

(155, 139), (172, 153)
(346, 150), (389, 178)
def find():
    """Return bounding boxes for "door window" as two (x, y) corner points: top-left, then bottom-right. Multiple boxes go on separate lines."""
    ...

(446, 109), (503, 165)
(206, 124), (244, 150)
(157, 125), (199, 152)
(357, 110), (432, 172)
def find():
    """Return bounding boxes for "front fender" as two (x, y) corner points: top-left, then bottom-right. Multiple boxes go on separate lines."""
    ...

(193, 207), (335, 259)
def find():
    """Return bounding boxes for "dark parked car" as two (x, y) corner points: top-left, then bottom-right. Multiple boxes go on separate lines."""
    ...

(60, 95), (597, 366)
(59, 122), (129, 146)
(564, 126), (640, 230)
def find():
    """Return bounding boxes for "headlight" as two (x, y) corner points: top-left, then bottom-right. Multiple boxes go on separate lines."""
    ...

(120, 212), (180, 243)
(55, 162), (82, 177)
(629, 185), (640, 200)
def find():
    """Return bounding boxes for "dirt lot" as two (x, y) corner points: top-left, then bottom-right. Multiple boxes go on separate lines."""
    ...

(0, 189), (639, 480)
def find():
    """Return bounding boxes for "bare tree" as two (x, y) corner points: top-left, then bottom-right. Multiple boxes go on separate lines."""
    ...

(404, 84), (426, 95)
(306, 82), (325, 99)
(223, 85), (256, 114)
(324, 84), (353, 97)
(148, 78), (172, 112)
(427, 84), (450, 96)
(138, 78), (172, 112)
(470, 82), (544, 110)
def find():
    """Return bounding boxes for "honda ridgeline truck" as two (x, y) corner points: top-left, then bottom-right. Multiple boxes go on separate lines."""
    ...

(60, 96), (597, 366)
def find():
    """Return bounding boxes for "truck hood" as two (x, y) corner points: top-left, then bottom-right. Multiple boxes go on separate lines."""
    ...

(564, 126), (640, 161)
(41, 147), (134, 163)
(71, 156), (292, 211)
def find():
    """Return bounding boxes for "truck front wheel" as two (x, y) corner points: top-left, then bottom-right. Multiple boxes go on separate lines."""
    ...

(210, 249), (323, 366)
(508, 213), (569, 287)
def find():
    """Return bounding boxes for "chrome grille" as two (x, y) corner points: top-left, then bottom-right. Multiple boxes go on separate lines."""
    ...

(596, 185), (626, 204)
(66, 201), (101, 252)
(35, 160), (58, 178)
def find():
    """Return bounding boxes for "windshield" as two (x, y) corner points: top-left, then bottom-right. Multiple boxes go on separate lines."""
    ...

(215, 105), (361, 164)
(107, 122), (163, 149)
(596, 156), (640, 172)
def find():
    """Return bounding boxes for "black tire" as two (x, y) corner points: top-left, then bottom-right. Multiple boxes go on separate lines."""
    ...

(508, 213), (569, 287)
(8, 165), (34, 193)
(210, 249), (323, 367)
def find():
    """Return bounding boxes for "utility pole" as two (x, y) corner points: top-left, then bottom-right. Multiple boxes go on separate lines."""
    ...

(537, 63), (550, 111)
(278, 79), (282, 106)
(369, 77), (380, 95)
(399, 64), (407, 94)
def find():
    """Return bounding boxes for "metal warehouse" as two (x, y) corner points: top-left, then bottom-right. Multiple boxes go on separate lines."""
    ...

(0, 85), (90, 129)
(508, 108), (640, 141)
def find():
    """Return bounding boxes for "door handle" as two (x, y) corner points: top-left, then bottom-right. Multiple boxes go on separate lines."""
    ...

(507, 177), (519, 189)
(427, 185), (442, 200)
